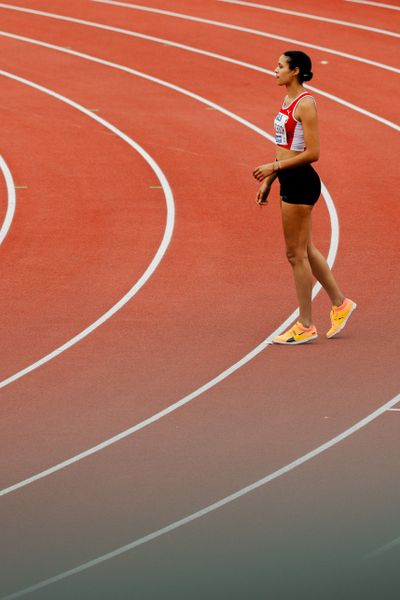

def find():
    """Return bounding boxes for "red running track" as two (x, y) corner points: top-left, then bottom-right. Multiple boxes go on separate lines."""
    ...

(0, 1), (399, 598)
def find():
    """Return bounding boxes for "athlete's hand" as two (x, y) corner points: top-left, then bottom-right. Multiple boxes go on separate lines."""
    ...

(253, 163), (274, 181)
(256, 181), (271, 206)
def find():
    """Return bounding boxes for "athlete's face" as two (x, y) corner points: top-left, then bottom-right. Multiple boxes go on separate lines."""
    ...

(274, 55), (298, 85)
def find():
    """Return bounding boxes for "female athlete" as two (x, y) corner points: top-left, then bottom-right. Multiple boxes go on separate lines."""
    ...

(253, 51), (356, 344)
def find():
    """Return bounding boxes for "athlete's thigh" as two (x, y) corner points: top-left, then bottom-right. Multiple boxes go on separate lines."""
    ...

(280, 200), (313, 252)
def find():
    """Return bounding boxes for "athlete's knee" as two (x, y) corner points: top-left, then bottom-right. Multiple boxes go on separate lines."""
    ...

(286, 248), (308, 266)
(307, 242), (319, 259)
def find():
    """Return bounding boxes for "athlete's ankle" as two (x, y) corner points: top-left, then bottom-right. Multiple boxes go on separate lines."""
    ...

(332, 296), (346, 308)
(299, 320), (312, 329)
(332, 297), (346, 309)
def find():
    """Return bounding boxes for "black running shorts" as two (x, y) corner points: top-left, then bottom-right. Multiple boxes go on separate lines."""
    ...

(277, 164), (321, 206)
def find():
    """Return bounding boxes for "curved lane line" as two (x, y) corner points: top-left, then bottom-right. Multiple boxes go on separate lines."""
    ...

(0, 2), (398, 73)
(217, 0), (400, 38)
(0, 32), (397, 132)
(0, 68), (175, 390)
(89, 0), (400, 73)
(0, 39), (339, 496)
(364, 534), (400, 559)
(0, 16), (397, 599)
(345, 0), (400, 10)
(1, 17), (397, 492)
(0, 155), (16, 246)
(4, 392), (399, 599)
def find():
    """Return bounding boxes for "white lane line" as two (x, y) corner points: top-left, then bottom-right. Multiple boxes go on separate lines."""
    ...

(89, 0), (400, 73)
(217, 0), (400, 38)
(0, 20), (396, 492)
(387, 407), (400, 411)
(345, 0), (400, 10)
(0, 67), (175, 390)
(0, 2), (398, 73)
(364, 535), (400, 559)
(0, 155), (16, 246)
(0, 34), (339, 497)
(0, 28), (397, 133)
(0, 20), (394, 600)
(4, 391), (399, 600)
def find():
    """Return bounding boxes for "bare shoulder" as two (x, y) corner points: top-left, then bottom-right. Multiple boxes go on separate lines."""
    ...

(296, 96), (317, 121)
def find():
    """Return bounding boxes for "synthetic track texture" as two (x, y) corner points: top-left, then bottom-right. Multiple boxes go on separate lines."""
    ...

(0, 1), (399, 599)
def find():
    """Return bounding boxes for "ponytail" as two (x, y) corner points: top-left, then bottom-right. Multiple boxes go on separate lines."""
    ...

(283, 51), (313, 83)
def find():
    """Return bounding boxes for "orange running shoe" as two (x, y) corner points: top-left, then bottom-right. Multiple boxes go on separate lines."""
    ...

(273, 322), (318, 345)
(326, 298), (357, 338)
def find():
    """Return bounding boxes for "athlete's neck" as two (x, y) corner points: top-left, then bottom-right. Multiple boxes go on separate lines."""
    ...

(285, 82), (305, 100)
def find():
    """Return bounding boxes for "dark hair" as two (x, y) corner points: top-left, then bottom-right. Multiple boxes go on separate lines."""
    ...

(283, 51), (313, 83)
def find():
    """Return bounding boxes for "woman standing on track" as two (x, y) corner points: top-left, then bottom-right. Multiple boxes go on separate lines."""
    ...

(253, 50), (356, 345)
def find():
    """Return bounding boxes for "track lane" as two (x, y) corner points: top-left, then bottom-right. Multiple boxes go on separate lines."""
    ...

(0, 34), (321, 484)
(0, 0), (397, 125)
(2, 390), (400, 598)
(0, 66), (171, 381)
(88, 0), (399, 68)
(1, 83), (399, 600)
(0, 156), (16, 246)
(345, 0), (400, 11)
(0, 0), (396, 476)
(0, 4), (396, 490)
(1, 0), (399, 73)
(215, 0), (400, 34)
(1, 2), (398, 596)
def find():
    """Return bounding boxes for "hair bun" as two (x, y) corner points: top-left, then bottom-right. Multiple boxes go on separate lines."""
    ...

(303, 72), (313, 82)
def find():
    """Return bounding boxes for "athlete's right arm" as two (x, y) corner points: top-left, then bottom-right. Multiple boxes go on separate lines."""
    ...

(256, 172), (278, 206)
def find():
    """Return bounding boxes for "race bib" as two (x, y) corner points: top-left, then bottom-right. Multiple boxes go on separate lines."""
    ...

(274, 112), (288, 145)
